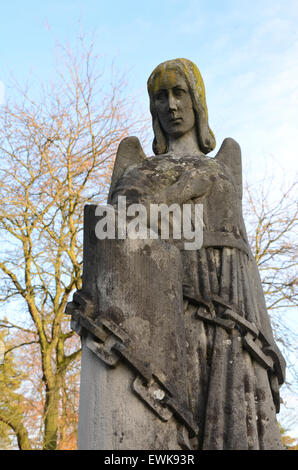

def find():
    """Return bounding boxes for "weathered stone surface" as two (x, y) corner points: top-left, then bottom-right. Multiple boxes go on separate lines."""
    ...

(78, 343), (182, 450)
(77, 205), (196, 449)
(68, 58), (285, 450)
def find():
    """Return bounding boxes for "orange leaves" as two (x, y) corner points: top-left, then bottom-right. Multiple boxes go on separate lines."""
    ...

(0, 37), (147, 449)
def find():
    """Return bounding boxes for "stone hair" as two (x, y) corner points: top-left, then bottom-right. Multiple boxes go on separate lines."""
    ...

(147, 58), (216, 155)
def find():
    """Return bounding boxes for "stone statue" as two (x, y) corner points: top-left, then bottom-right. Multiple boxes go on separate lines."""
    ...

(67, 59), (286, 450)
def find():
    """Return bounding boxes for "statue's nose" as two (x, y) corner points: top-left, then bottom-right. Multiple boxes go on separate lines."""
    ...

(168, 92), (178, 111)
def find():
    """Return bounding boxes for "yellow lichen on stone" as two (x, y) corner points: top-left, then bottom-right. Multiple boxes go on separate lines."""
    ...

(147, 58), (216, 154)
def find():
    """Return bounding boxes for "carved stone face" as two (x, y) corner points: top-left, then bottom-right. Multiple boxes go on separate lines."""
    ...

(153, 68), (195, 139)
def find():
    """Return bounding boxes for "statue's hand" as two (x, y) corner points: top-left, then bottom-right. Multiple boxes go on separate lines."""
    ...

(159, 170), (211, 205)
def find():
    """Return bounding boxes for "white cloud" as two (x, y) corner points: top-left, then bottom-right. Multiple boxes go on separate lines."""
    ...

(204, 7), (298, 181)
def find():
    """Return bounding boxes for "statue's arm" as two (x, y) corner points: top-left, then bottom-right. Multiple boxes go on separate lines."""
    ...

(157, 138), (242, 207)
(157, 170), (212, 206)
(163, 138), (241, 206)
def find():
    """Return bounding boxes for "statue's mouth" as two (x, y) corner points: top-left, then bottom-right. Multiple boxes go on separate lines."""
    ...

(169, 117), (182, 123)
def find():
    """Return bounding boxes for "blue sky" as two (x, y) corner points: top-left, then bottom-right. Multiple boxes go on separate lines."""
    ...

(1, 0), (298, 182)
(1, 0), (297, 436)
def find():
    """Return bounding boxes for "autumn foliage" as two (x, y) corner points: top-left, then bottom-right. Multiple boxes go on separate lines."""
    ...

(0, 39), (296, 450)
(0, 39), (145, 449)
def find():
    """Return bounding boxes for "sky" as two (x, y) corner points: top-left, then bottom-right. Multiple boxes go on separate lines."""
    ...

(0, 0), (297, 437)
(1, 0), (298, 181)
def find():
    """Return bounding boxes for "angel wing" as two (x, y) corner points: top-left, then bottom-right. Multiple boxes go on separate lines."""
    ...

(215, 137), (242, 200)
(107, 136), (146, 204)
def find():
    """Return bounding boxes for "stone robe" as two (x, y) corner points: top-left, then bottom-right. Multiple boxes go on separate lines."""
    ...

(110, 143), (284, 450)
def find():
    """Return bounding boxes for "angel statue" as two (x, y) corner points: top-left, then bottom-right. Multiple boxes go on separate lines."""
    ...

(67, 59), (285, 450)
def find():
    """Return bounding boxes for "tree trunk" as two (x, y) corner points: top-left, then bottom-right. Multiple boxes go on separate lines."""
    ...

(43, 379), (61, 450)
(0, 410), (32, 450)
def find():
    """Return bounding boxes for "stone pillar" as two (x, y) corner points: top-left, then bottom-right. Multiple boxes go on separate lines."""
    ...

(78, 341), (183, 450)
(75, 205), (196, 450)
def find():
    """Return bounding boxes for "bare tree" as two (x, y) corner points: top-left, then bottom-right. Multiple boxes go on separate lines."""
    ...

(0, 329), (33, 450)
(243, 177), (298, 400)
(244, 180), (297, 309)
(0, 38), (296, 447)
(0, 38), (145, 449)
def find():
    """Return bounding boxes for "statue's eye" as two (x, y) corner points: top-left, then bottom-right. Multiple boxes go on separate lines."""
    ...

(173, 87), (185, 97)
(155, 91), (166, 101)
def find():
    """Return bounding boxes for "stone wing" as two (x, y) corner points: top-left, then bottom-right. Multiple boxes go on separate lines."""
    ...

(214, 137), (242, 200)
(107, 136), (146, 203)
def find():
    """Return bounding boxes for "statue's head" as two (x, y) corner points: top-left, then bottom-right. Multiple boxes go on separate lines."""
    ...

(147, 58), (216, 155)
